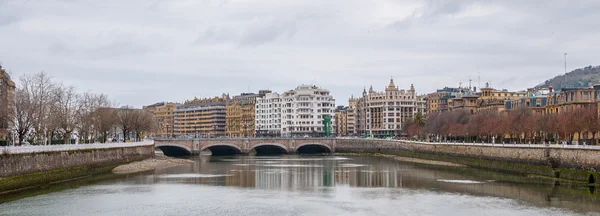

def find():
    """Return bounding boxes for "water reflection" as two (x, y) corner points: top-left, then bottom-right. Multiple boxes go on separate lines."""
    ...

(2, 155), (600, 216)
(148, 155), (600, 213)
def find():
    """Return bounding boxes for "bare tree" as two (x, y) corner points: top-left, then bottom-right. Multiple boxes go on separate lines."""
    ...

(19, 72), (56, 145)
(76, 92), (109, 143)
(131, 110), (156, 141)
(581, 106), (600, 145)
(116, 106), (137, 141)
(96, 107), (117, 143)
(52, 84), (81, 144)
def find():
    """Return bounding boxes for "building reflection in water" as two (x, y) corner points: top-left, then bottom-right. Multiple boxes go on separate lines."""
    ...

(149, 155), (600, 213)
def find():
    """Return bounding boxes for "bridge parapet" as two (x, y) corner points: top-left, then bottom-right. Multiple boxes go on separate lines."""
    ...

(154, 138), (336, 156)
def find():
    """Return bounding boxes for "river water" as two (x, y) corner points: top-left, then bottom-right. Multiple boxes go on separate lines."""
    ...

(1, 155), (599, 216)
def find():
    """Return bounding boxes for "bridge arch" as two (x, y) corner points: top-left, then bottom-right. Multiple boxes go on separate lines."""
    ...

(156, 144), (192, 156)
(251, 143), (288, 155)
(201, 143), (243, 156)
(295, 143), (332, 154)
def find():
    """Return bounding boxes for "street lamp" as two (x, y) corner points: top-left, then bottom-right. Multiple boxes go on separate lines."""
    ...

(166, 124), (170, 138)
(195, 125), (198, 138)
(243, 123), (248, 138)
(213, 125), (217, 138)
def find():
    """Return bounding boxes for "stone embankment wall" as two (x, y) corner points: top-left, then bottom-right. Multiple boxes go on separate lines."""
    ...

(336, 139), (600, 183)
(0, 145), (154, 178)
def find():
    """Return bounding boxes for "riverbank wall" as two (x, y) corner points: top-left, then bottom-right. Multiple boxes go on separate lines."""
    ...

(0, 145), (154, 193)
(335, 139), (600, 184)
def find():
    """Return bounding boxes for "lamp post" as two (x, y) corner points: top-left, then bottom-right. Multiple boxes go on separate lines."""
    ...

(213, 125), (217, 138)
(166, 124), (170, 138)
(195, 125), (198, 138)
(243, 123), (248, 138)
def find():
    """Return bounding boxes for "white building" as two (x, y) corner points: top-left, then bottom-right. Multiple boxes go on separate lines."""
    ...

(255, 92), (282, 137)
(255, 85), (336, 137)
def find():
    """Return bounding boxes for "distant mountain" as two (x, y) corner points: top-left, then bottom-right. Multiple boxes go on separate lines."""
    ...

(536, 65), (600, 90)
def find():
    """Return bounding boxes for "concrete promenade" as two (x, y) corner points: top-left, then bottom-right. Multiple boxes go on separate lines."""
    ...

(401, 139), (600, 150)
(0, 140), (154, 154)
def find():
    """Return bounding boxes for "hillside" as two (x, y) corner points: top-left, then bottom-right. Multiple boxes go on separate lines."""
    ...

(536, 65), (600, 90)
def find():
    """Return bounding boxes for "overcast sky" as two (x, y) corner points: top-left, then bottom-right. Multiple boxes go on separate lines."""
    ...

(1, 0), (599, 107)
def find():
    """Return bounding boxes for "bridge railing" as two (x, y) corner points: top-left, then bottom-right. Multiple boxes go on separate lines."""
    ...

(0, 140), (154, 154)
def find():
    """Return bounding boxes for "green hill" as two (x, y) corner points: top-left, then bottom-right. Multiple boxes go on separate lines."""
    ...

(536, 65), (600, 90)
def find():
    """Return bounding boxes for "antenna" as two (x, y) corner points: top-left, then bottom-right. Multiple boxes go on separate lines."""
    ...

(478, 72), (481, 89)
(469, 77), (472, 89)
(564, 53), (567, 74)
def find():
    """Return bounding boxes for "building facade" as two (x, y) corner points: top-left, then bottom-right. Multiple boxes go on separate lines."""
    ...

(226, 92), (263, 137)
(428, 87), (474, 114)
(335, 106), (348, 136)
(544, 86), (598, 115)
(256, 85), (336, 137)
(174, 95), (228, 137)
(281, 85), (336, 137)
(504, 88), (550, 115)
(143, 102), (178, 137)
(255, 91), (282, 137)
(356, 78), (419, 137)
(0, 65), (15, 142)
(347, 97), (358, 136)
(476, 85), (527, 113)
(416, 95), (427, 115)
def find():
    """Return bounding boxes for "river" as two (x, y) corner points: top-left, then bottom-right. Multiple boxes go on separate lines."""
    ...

(1, 155), (599, 216)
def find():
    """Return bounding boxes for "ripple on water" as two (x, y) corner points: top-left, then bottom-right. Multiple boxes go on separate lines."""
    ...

(261, 164), (324, 168)
(158, 174), (232, 179)
(437, 179), (485, 184)
(338, 164), (367, 168)
(246, 157), (350, 161)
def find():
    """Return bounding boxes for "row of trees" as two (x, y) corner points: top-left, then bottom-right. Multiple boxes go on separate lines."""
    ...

(9, 72), (156, 145)
(403, 106), (600, 144)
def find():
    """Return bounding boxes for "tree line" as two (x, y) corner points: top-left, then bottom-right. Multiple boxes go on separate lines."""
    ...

(403, 106), (600, 144)
(7, 72), (156, 145)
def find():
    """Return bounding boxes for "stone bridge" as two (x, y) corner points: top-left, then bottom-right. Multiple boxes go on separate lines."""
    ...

(154, 138), (336, 156)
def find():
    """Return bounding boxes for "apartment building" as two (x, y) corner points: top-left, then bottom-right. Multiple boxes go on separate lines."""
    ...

(256, 85), (336, 137)
(0, 65), (15, 141)
(174, 95), (228, 137)
(143, 102), (178, 137)
(335, 106), (348, 136)
(356, 78), (419, 136)
(255, 91), (282, 137)
(226, 92), (263, 137)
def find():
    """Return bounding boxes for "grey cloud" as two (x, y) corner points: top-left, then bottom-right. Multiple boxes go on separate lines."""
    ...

(239, 21), (297, 46)
(1, 0), (599, 107)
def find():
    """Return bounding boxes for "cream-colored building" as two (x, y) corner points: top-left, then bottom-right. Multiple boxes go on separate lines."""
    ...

(335, 106), (348, 136)
(0, 65), (15, 142)
(356, 78), (420, 137)
(143, 102), (178, 137)
(347, 97), (358, 136)
(226, 92), (263, 137)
